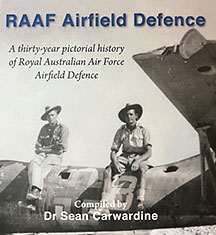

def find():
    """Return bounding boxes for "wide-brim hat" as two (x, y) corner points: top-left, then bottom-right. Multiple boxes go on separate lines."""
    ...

(118, 103), (143, 123)
(41, 105), (62, 121)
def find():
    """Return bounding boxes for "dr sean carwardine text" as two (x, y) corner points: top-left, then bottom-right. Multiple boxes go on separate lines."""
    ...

(6, 13), (205, 28)
(44, 210), (159, 221)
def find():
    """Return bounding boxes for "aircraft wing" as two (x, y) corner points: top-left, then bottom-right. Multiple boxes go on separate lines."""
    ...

(133, 29), (216, 151)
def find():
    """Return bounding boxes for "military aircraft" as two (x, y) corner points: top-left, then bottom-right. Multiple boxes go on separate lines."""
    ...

(0, 29), (216, 234)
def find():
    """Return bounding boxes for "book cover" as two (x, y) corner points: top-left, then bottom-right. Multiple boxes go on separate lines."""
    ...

(0, 0), (215, 233)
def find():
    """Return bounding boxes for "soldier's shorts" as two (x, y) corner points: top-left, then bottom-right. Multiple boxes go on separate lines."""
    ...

(110, 154), (150, 176)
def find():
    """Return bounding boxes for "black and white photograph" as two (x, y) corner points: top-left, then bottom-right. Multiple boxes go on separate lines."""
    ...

(0, 0), (216, 234)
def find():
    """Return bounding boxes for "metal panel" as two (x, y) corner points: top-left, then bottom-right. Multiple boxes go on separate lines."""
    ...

(133, 29), (216, 151)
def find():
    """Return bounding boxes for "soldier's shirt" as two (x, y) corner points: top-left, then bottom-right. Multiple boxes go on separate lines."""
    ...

(35, 121), (69, 154)
(111, 123), (152, 155)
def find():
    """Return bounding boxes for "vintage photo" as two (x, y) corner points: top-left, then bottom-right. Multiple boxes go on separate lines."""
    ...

(0, 0), (215, 234)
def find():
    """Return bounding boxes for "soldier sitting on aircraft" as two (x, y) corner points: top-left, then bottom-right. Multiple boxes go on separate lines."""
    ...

(96, 103), (152, 214)
(26, 105), (69, 201)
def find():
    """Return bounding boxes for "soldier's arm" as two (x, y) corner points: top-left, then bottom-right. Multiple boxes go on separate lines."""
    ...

(52, 125), (69, 154)
(131, 127), (152, 171)
(131, 146), (152, 171)
(110, 150), (124, 173)
(35, 125), (53, 154)
(110, 127), (124, 173)
(135, 146), (152, 162)
(35, 127), (44, 154)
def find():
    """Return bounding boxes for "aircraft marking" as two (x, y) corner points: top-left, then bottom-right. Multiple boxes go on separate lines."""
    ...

(110, 175), (138, 211)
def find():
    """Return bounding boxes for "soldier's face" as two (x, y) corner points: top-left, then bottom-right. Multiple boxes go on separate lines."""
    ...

(47, 110), (58, 124)
(125, 109), (138, 126)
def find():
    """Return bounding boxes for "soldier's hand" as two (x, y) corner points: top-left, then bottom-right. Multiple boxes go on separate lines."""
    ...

(35, 147), (43, 154)
(113, 160), (123, 173)
(131, 160), (140, 171)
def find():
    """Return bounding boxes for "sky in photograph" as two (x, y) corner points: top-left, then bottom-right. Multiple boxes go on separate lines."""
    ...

(0, 0), (215, 167)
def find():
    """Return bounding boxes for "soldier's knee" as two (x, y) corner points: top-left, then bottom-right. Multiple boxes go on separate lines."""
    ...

(104, 166), (112, 178)
(139, 163), (148, 173)
(29, 158), (37, 167)
(30, 158), (39, 166)
(29, 154), (44, 166)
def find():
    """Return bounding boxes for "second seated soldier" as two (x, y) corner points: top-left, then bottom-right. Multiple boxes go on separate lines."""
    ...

(26, 105), (69, 201)
(97, 103), (152, 214)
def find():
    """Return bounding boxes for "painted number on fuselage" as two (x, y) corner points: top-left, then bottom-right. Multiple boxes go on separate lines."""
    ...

(111, 175), (137, 211)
